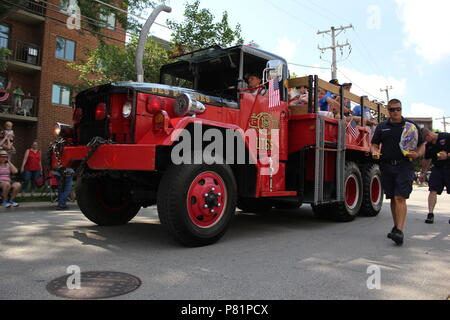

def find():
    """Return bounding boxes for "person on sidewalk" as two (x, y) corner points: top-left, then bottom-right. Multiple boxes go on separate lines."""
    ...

(419, 128), (450, 224)
(0, 150), (21, 207)
(371, 99), (425, 245)
(52, 167), (74, 210)
(20, 141), (43, 197)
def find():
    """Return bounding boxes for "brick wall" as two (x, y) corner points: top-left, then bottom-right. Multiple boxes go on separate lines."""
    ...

(2, 0), (127, 168)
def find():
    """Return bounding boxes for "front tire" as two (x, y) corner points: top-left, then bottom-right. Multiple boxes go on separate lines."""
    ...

(157, 164), (237, 247)
(76, 177), (141, 226)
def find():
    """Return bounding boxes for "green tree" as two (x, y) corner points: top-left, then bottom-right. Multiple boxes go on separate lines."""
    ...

(68, 37), (171, 90)
(167, 0), (244, 54)
(0, 47), (11, 71)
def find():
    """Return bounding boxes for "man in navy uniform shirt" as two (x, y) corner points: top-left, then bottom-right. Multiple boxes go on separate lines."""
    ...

(371, 99), (425, 245)
(419, 127), (450, 224)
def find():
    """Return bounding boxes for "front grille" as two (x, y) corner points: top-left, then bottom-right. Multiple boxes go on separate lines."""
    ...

(76, 92), (110, 145)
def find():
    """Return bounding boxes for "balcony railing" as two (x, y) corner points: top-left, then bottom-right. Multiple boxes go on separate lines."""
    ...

(0, 95), (38, 119)
(1, 36), (41, 67)
(24, 0), (47, 16)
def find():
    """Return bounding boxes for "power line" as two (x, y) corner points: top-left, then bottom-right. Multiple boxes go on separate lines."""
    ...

(296, 0), (386, 76)
(91, 0), (171, 30)
(337, 67), (384, 102)
(37, 0), (132, 38)
(262, 0), (317, 32)
(317, 25), (352, 80)
(288, 62), (330, 70)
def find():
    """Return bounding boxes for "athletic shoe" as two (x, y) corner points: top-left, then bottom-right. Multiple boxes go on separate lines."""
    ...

(389, 229), (404, 245)
(9, 201), (19, 207)
(55, 205), (68, 210)
(387, 226), (398, 239)
(425, 213), (434, 224)
(2, 200), (11, 208)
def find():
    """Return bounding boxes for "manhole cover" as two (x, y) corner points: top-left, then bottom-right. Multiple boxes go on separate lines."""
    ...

(46, 271), (141, 299)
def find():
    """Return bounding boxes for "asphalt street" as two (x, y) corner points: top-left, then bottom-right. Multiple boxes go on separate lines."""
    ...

(0, 186), (449, 300)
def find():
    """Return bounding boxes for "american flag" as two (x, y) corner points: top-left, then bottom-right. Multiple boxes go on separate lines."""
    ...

(269, 77), (281, 108)
(346, 119), (359, 140)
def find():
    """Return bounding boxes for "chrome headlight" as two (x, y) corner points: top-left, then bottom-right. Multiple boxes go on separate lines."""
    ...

(54, 122), (73, 138)
(122, 102), (132, 118)
(174, 93), (206, 117)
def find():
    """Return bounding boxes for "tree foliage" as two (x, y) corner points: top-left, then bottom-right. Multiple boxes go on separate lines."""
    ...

(0, 47), (11, 71)
(68, 37), (171, 91)
(167, 0), (244, 54)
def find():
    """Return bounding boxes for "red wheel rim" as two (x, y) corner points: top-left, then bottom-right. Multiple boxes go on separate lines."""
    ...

(371, 176), (381, 204)
(186, 171), (227, 228)
(345, 174), (359, 209)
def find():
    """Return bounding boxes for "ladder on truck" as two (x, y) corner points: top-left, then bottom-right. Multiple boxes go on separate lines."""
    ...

(313, 77), (346, 205)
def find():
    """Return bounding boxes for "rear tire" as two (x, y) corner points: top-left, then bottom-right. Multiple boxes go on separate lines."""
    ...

(329, 161), (363, 222)
(76, 177), (141, 226)
(359, 164), (383, 217)
(157, 164), (237, 247)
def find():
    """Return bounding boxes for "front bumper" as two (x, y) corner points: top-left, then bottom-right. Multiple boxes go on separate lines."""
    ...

(54, 144), (156, 171)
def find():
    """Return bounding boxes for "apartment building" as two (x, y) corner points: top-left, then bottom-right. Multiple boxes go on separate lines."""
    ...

(0, 0), (126, 166)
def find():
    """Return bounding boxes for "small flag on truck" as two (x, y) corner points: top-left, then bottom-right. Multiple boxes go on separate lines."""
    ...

(269, 77), (281, 108)
(346, 118), (359, 140)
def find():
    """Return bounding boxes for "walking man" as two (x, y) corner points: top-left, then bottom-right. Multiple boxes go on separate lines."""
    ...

(371, 99), (425, 245)
(419, 127), (450, 224)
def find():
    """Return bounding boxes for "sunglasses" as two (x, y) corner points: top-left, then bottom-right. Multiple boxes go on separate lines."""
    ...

(388, 107), (402, 112)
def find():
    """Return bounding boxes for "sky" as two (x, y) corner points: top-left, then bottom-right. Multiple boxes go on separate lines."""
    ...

(147, 0), (450, 131)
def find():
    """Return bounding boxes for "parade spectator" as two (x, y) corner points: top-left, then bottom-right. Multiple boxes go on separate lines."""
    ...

(52, 167), (75, 210)
(371, 99), (425, 245)
(0, 150), (21, 207)
(353, 105), (378, 126)
(289, 86), (308, 105)
(20, 141), (43, 197)
(419, 128), (450, 224)
(1, 121), (15, 139)
(13, 85), (25, 114)
(0, 122), (16, 160)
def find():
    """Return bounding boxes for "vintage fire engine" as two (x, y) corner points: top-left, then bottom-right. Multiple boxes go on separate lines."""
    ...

(52, 45), (388, 246)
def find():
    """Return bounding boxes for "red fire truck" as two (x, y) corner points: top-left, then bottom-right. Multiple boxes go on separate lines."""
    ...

(52, 45), (388, 246)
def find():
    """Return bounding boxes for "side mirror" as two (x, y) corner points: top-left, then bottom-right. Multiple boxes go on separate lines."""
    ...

(264, 60), (284, 81)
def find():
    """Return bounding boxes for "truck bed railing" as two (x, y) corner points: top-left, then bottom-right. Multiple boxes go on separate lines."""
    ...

(286, 75), (388, 124)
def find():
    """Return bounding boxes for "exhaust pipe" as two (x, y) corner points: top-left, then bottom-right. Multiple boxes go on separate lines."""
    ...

(135, 5), (172, 83)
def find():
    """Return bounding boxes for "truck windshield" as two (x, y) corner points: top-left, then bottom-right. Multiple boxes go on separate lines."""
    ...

(160, 50), (241, 101)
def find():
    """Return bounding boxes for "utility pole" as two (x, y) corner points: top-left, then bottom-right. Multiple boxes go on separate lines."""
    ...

(318, 25), (352, 80)
(380, 86), (393, 104)
(436, 116), (450, 132)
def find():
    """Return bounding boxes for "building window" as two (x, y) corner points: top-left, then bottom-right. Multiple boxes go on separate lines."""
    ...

(0, 74), (7, 90)
(100, 11), (116, 30)
(55, 37), (76, 61)
(52, 84), (72, 106)
(0, 24), (10, 48)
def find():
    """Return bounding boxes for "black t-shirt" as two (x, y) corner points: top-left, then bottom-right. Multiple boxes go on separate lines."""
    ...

(371, 117), (424, 161)
(424, 132), (450, 167)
